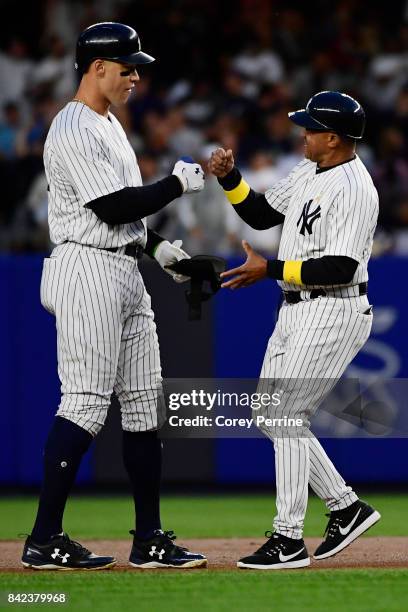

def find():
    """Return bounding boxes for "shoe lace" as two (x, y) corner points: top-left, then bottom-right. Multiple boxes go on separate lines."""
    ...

(129, 529), (187, 552)
(162, 530), (189, 552)
(163, 530), (177, 542)
(323, 514), (342, 538)
(258, 531), (285, 554)
(61, 533), (91, 555)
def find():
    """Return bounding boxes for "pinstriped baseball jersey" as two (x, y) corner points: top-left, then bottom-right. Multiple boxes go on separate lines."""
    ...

(252, 152), (379, 540)
(44, 100), (146, 249)
(40, 242), (164, 435)
(41, 100), (162, 436)
(258, 293), (372, 538)
(264, 156), (379, 291)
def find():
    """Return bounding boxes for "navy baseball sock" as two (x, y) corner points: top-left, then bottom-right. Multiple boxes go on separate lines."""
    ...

(31, 416), (93, 544)
(122, 430), (162, 540)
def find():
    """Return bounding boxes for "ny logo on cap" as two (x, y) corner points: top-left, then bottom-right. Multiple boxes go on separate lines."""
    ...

(297, 199), (321, 235)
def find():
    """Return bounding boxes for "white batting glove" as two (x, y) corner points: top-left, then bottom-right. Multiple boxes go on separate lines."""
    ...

(172, 156), (205, 193)
(154, 239), (191, 283)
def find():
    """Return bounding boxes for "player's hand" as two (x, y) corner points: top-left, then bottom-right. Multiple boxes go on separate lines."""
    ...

(220, 240), (267, 289)
(154, 239), (191, 283)
(172, 156), (205, 193)
(208, 148), (234, 178)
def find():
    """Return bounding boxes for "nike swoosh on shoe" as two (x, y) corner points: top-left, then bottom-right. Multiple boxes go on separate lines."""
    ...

(339, 508), (362, 536)
(279, 547), (305, 562)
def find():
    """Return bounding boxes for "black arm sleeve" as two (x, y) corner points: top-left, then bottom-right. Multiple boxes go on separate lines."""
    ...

(267, 256), (359, 285)
(145, 228), (165, 258)
(84, 175), (183, 224)
(218, 167), (285, 230)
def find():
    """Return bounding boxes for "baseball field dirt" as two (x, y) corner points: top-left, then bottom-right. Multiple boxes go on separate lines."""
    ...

(1, 536), (408, 571)
(1, 495), (407, 611)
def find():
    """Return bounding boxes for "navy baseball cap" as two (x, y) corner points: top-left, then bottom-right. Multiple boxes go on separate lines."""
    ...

(288, 91), (365, 139)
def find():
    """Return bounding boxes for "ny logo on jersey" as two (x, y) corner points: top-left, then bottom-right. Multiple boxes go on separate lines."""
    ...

(297, 199), (321, 235)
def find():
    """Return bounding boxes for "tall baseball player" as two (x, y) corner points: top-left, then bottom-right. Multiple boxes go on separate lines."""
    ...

(210, 91), (381, 570)
(22, 22), (207, 570)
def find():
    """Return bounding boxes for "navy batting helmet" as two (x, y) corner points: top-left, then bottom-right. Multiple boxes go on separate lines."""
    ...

(288, 91), (365, 139)
(75, 22), (155, 73)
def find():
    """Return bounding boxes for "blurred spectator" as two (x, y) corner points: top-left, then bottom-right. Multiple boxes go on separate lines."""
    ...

(0, 38), (33, 118)
(16, 95), (57, 157)
(382, 85), (408, 153)
(232, 37), (285, 86)
(31, 35), (75, 102)
(226, 151), (283, 256)
(275, 131), (305, 177)
(167, 105), (204, 159)
(7, 172), (50, 253)
(175, 144), (237, 255)
(220, 69), (256, 123)
(0, 0), (408, 255)
(26, 172), (49, 231)
(372, 127), (408, 232)
(183, 80), (216, 126)
(128, 74), (165, 133)
(138, 152), (180, 239)
(0, 102), (21, 160)
(293, 52), (345, 102)
(140, 111), (174, 175)
(364, 54), (408, 112)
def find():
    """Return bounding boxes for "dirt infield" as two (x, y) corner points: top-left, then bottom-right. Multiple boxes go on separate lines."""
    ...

(1, 537), (407, 572)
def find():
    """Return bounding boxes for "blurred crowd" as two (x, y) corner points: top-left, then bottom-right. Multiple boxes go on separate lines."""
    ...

(0, 0), (408, 256)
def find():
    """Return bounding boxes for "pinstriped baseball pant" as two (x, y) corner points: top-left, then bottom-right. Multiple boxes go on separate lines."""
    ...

(40, 242), (164, 436)
(258, 294), (373, 539)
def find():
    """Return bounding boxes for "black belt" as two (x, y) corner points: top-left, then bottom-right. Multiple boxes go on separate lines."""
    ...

(64, 241), (144, 259)
(283, 282), (367, 304)
(104, 244), (143, 259)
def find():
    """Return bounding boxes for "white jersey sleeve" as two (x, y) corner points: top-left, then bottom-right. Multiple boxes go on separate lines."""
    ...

(54, 125), (125, 205)
(264, 159), (312, 215)
(324, 182), (379, 262)
(45, 102), (145, 248)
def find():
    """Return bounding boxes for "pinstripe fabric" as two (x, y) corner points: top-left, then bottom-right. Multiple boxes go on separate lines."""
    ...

(258, 295), (372, 538)
(44, 101), (146, 249)
(265, 156), (379, 292)
(40, 242), (162, 436)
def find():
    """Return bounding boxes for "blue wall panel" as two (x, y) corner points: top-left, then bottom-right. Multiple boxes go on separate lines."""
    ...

(0, 255), (92, 486)
(1, 254), (407, 485)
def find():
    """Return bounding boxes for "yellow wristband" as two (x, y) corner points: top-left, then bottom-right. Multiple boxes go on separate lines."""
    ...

(283, 260), (303, 285)
(224, 179), (250, 205)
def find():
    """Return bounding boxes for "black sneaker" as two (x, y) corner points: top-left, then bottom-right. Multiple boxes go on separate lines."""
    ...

(314, 500), (381, 560)
(21, 532), (116, 570)
(237, 531), (310, 570)
(129, 529), (207, 569)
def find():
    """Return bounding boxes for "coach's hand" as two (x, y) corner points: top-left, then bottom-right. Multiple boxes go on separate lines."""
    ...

(221, 241), (267, 289)
(154, 239), (191, 283)
(172, 156), (205, 193)
(208, 148), (234, 178)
